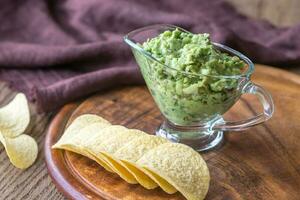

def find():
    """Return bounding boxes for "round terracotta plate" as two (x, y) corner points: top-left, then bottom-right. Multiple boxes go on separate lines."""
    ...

(45, 65), (300, 200)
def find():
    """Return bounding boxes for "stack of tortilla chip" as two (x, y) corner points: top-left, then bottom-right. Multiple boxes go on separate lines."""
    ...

(53, 114), (210, 200)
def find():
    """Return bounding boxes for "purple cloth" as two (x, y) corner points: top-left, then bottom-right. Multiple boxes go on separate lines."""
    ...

(0, 0), (299, 112)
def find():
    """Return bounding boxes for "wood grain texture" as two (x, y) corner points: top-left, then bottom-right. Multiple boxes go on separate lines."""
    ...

(45, 65), (300, 200)
(0, 82), (65, 200)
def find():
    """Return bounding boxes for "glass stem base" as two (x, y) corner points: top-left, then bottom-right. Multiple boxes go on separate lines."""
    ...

(156, 121), (224, 152)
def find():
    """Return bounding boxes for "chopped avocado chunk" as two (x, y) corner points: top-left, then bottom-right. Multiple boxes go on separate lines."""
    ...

(135, 29), (246, 125)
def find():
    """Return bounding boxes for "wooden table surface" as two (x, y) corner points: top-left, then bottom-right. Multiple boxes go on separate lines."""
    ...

(0, 64), (299, 200)
(0, 84), (65, 200)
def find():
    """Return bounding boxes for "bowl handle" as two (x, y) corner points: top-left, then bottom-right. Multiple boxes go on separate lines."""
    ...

(213, 82), (274, 131)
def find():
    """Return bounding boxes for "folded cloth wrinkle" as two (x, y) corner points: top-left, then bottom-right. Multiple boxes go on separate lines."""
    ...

(0, 0), (299, 112)
(31, 66), (143, 111)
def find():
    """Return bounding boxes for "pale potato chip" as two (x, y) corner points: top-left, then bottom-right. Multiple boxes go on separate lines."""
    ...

(114, 135), (169, 162)
(62, 144), (114, 173)
(52, 114), (210, 199)
(85, 151), (115, 173)
(86, 128), (147, 184)
(94, 129), (147, 155)
(118, 160), (158, 189)
(70, 124), (120, 173)
(53, 114), (110, 148)
(100, 153), (138, 184)
(81, 125), (129, 155)
(0, 133), (38, 169)
(137, 143), (210, 200)
(53, 123), (113, 172)
(53, 122), (110, 152)
(0, 93), (30, 138)
(113, 135), (169, 189)
(139, 166), (177, 194)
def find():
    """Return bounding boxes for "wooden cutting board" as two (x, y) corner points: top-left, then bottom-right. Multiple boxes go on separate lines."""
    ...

(45, 64), (300, 200)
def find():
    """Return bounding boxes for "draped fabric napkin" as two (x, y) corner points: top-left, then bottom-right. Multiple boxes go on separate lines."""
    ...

(0, 0), (299, 112)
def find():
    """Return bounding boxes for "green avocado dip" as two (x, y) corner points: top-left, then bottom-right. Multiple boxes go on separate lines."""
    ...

(135, 29), (246, 125)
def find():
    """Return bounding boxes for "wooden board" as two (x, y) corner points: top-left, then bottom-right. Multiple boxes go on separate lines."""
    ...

(45, 65), (300, 200)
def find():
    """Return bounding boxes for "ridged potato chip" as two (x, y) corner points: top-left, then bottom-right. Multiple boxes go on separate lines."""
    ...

(137, 143), (210, 200)
(0, 133), (38, 169)
(0, 93), (30, 138)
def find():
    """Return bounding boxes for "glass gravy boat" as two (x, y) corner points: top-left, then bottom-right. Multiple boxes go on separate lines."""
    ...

(124, 24), (274, 151)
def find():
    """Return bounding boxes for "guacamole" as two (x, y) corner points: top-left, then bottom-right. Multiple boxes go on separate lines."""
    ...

(135, 29), (245, 125)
